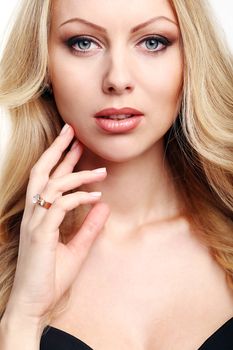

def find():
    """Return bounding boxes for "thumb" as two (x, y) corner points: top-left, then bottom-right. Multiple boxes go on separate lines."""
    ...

(67, 202), (110, 261)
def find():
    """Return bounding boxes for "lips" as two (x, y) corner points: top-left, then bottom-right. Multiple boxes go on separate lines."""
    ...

(94, 107), (144, 119)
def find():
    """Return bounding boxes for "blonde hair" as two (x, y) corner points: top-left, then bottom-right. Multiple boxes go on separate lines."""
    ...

(0, 0), (233, 326)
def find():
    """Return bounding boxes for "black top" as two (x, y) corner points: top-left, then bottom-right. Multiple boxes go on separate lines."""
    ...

(40, 317), (233, 349)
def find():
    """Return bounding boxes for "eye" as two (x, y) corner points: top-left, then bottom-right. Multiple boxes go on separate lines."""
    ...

(66, 35), (171, 56)
(66, 36), (100, 55)
(137, 35), (171, 53)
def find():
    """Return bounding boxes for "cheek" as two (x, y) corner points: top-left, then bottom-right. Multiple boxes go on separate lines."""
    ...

(140, 62), (183, 132)
(153, 67), (182, 118)
(140, 51), (183, 133)
(49, 51), (99, 121)
(146, 52), (183, 102)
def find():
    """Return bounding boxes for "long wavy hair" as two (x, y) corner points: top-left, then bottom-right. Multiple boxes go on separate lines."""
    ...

(0, 0), (233, 325)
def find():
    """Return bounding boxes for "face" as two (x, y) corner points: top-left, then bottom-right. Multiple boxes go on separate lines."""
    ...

(49, 0), (183, 162)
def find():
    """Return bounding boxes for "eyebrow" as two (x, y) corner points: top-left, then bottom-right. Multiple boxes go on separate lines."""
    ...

(59, 16), (178, 32)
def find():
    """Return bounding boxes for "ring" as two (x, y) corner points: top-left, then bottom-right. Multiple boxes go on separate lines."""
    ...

(32, 194), (52, 209)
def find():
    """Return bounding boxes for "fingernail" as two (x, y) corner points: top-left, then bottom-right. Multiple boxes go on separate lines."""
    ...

(70, 140), (79, 150)
(93, 167), (107, 174)
(60, 124), (70, 135)
(90, 192), (102, 197)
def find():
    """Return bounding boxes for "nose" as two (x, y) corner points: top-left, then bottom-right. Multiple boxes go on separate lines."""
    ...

(102, 51), (135, 95)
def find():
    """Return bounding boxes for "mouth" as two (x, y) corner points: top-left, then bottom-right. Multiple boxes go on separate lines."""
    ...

(94, 107), (144, 133)
(94, 114), (144, 133)
(94, 107), (144, 119)
(95, 114), (135, 120)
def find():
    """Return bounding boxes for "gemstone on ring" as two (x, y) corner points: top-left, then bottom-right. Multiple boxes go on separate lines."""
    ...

(32, 194), (40, 204)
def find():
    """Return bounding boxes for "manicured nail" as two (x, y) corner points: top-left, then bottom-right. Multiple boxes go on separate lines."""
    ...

(60, 123), (70, 135)
(93, 167), (107, 174)
(90, 192), (102, 197)
(70, 140), (79, 150)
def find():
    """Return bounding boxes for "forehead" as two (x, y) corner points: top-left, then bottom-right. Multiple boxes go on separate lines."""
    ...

(51, 0), (176, 28)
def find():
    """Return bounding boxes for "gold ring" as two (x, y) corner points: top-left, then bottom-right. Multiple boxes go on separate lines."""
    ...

(32, 194), (52, 209)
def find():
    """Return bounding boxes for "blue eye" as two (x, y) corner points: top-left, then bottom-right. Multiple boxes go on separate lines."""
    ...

(66, 36), (99, 53)
(138, 36), (171, 53)
(66, 35), (171, 55)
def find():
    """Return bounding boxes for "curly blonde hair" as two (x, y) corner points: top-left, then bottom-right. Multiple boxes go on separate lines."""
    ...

(0, 0), (232, 325)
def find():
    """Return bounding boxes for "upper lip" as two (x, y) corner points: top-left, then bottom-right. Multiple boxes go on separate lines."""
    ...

(94, 107), (144, 117)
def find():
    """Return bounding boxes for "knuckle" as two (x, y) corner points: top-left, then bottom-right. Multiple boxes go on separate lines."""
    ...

(76, 171), (93, 184)
(78, 191), (88, 198)
(86, 220), (99, 235)
(51, 140), (63, 154)
(30, 165), (40, 178)
(80, 170), (92, 177)
(53, 197), (66, 211)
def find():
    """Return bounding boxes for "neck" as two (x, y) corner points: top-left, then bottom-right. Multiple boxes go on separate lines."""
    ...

(75, 139), (184, 242)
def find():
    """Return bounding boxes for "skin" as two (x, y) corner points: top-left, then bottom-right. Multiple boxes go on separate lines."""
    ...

(49, 0), (184, 243)
(2, 2), (233, 349)
(47, 2), (233, 347)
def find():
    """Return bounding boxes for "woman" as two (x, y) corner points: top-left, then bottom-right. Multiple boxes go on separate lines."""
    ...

(0, 0), (233, 349)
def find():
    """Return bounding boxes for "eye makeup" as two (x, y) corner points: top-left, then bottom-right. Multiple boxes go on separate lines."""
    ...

(63, 33), (172, 57)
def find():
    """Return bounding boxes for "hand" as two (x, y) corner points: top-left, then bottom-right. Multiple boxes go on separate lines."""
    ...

(4, 124), (110, 325)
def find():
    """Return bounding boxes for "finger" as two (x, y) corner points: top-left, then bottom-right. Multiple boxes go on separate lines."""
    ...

(30, 124), (74, 177)
(24, 124), (74, 219)
(31, 169), (107, 224)
(55, 202), (110, 294)
(28, 191), (104, 239)
(50, 139), (84, 179)
(53, 202), (110, 301)
(67, 202), (110, 260)
(43, 168), (107, 201)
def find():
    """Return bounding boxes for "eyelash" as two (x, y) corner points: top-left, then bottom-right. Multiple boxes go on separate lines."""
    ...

(66, 35), (171, 56)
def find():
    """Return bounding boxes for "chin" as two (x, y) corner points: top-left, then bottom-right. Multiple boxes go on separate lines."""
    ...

(82, 141), (151, 164)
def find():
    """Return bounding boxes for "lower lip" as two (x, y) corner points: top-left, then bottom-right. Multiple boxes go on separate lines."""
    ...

(94, 115), (144, 133)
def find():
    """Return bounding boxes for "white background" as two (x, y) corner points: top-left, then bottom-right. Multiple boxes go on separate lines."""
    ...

(0, 1), (233, 168)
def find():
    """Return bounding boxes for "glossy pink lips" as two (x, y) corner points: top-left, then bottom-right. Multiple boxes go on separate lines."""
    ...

(95, 116), (143, 133)
(94, 107), (144, 133)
